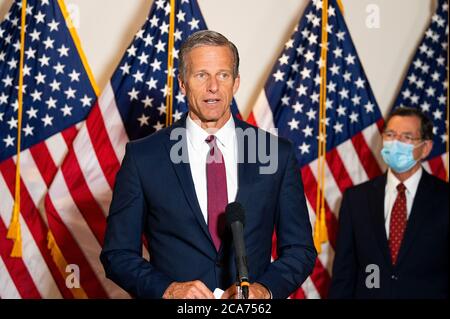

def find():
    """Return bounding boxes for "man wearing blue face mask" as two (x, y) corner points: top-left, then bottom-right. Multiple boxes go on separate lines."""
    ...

(329, 107), (448, 299)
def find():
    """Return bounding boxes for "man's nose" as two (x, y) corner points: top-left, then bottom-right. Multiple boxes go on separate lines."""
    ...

(207, 76), (219, 93)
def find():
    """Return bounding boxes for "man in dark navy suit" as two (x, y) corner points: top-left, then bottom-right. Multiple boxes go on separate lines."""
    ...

(100, 30), (316, 299)
(330, 107), (448, 299)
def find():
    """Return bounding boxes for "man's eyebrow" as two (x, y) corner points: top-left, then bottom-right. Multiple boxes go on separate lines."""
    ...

(191, 69), (207, 73)
(191, 69), (232, 73)
(386, 129), (418, 135)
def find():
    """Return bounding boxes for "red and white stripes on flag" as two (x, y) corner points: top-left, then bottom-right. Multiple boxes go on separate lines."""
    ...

(43, 84), (133, 298)
(0, 127), (78, 298)
(421, 154), (448, 179)
(0, 90), (132, 298)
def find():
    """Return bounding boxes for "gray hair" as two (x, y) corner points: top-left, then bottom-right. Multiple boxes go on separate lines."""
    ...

(178, 30), (240, 80)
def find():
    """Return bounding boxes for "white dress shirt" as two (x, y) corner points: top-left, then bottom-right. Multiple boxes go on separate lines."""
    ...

(186, 114), (238, 224)
(384, 167), (422, 239)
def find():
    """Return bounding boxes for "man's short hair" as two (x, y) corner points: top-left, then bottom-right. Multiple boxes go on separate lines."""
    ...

(384, 107), (434, 140)
(178, 30), (240, 80)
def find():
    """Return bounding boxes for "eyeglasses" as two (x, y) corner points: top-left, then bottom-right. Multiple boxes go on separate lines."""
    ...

(382, 130), (423, 144)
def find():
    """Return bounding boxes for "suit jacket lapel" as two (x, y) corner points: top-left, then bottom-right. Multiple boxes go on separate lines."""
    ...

(396, 170), (432, 266)
(218, 117), (258, 258)
(163, 115), (214, 249)
(368, 173), (392, 266)
(234, 118), (259, 208)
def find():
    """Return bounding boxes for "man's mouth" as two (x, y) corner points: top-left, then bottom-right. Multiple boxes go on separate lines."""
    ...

(204, 98), (221, 104)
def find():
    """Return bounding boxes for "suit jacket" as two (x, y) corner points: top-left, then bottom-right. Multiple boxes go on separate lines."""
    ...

(329, 170), (448, 299)
(100, 115), (316, 298)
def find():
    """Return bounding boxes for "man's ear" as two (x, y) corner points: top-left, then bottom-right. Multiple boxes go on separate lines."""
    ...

(420, 140), (433, 160)
(232, 74), (240, 95)
(178, 75), (186, 95)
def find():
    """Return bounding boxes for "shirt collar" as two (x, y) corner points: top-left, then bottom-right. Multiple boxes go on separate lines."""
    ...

(386, 167), (423, 196)
(214, 115), (235, 149)
(186, 113), (235, 151)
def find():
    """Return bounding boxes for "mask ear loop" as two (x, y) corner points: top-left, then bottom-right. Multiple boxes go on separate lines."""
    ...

(413, 140), (426, 149)
(413, 140), (429, 162)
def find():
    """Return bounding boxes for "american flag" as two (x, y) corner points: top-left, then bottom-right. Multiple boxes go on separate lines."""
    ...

(0, 0), (97, 298)
(41, 0), (240, 298)
(392, 0), (448, 180)
(247, 0), (386, 298)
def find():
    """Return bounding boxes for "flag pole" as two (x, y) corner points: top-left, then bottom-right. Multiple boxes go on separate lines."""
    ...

(7, 0), (28, 258)
(337, 0), (344, 15)
(165, 0), (176, 127)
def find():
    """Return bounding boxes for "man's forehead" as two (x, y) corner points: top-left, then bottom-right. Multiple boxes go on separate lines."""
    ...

(387, 115), (421, 131)
(186, 47), (234, 69)
(186, 45), (232, 57)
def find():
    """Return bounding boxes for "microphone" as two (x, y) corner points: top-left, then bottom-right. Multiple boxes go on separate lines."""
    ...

(225, 202), (249, 299)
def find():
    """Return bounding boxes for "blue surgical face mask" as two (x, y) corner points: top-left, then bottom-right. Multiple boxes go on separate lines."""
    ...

(381, 140), (423, 173)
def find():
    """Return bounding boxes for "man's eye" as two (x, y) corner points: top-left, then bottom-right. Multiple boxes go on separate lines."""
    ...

(403, 135), (413, 141)
(218, 73), (230, 80)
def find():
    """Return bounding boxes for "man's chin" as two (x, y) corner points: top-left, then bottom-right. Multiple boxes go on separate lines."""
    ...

(201, 112), (230, 123)
(203, 117), (220, 123)
(189, 108), (231, 125)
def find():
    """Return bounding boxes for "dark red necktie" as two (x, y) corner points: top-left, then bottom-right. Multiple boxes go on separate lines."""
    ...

(205, 135), (228, 251)
(389, 183), (407, 265)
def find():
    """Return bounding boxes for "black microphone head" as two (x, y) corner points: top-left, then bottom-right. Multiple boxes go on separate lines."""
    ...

(225, 202), (245, 226)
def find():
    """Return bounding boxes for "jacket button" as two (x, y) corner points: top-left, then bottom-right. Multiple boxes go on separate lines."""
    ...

(391, 275), (398, 280)
(216, 261), (223, 268)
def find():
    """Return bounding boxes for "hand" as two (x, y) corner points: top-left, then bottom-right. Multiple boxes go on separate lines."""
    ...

(221, 282), (271, 299)
(162, 280), (215, 299)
